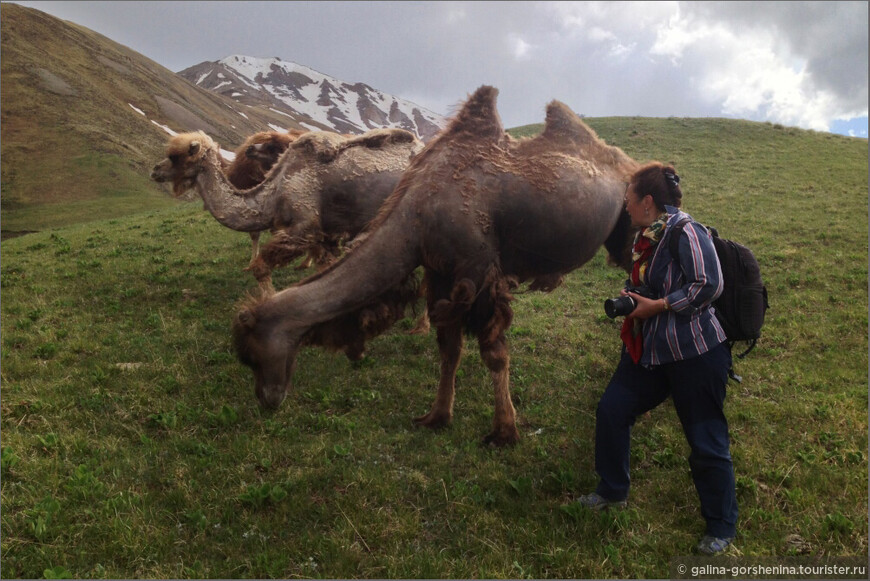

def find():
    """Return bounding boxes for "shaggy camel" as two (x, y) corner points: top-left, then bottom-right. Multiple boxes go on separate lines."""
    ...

(150, 128), (424, 288)
(233, 85), (637, 446)
(242, 129), (348, 271)
(225, 130), (307, 261)
(149, 129), (303, 263)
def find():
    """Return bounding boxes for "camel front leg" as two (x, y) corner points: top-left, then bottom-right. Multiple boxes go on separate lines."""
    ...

(413, 323), (463, 429)
(245, 230), (306, 283)
(480, 333), (519, 447)
(249, 231), (261, 262)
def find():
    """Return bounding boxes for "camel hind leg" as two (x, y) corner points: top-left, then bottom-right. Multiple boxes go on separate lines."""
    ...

(479, 328), (518, 446)
(479, 275), (519, 447)
(415, 275), (477, 428)
(413, 323), (463, 429)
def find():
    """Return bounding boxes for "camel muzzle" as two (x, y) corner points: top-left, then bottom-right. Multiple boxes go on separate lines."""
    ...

(256, 382), (288, 409)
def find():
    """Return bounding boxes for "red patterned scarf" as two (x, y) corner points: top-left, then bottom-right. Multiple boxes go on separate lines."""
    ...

(621, 213), (669, 363)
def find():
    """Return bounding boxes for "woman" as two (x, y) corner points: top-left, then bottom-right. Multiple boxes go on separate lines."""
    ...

(576, 162), (738, 556)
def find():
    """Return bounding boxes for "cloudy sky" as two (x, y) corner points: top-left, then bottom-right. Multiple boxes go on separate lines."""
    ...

(15, 1), (869, 137)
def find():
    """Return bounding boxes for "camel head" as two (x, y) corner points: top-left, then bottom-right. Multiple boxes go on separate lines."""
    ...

(150, 131), (219, 197)
(243, 130), (304, 172)
(232, 271), (422, 409)
(232, 298), (304, 409)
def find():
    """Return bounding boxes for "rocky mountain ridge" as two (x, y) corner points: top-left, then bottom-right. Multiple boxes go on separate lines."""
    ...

(179, 55), (446, 142)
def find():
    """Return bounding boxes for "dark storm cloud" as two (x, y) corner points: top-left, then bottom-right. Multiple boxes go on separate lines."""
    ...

(12, 1), (868, 134)
(681, 1), (869, 116)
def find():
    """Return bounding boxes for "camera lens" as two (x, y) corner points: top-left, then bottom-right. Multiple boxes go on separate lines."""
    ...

(604, 295), (637, 318)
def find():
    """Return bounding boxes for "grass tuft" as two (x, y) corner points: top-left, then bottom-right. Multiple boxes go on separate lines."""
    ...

(1, 118), (867, 578)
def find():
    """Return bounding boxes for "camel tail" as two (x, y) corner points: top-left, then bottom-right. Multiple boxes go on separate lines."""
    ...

(443, 85), (503, 141)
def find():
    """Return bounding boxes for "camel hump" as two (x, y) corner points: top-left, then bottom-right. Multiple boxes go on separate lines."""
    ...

(443, 85), (504, 141)
(342, 128), (418, 151)
(243, 130), (293, 147)
(289, 131), (346, 162)
(293, 129), (419, 163)
(540, 100), (601, 147)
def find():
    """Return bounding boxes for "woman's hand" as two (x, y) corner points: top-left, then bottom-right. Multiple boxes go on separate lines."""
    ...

(626, 291), (669, 320)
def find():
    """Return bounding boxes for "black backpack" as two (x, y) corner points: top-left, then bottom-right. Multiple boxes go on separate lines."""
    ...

(668, 218), (769, 377)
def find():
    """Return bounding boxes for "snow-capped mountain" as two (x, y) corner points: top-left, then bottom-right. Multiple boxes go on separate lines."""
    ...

(179, 55), (447, 142)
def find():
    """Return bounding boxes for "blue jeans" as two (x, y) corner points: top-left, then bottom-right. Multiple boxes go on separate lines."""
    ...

(594, 342), (737, 538)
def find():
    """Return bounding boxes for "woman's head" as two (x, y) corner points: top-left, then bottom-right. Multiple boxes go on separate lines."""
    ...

(624, 162), (682, 227)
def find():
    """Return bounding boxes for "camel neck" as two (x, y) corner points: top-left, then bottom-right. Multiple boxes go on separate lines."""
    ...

(265, 206), (422, 325)
(194, 150), (278, 232)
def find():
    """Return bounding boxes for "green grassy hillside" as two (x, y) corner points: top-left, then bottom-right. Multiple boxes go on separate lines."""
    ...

(1, 118), (867, 578)
(0, 3), (310, 237)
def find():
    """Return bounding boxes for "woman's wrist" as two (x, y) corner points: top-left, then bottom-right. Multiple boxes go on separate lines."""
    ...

(661, 298), (671, 312)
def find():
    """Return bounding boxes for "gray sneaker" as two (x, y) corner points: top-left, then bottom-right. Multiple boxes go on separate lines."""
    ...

(697, 535), (734, 555)
(575, 492), (627, 511)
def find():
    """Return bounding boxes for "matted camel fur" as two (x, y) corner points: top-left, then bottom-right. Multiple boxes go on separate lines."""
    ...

(150, 127), (424, 288)
(233, 85), (637, 446)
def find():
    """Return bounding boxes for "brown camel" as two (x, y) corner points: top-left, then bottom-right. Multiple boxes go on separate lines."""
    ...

(243, 129), (352, 271)
(239, 128), (309, 178)
(150, 128), (424, 289)
(224, 130), (307, 261)
(232, 85), (637, 446)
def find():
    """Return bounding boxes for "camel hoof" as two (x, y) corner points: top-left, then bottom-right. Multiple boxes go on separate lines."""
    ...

(413, 410), (451, 430)
(482, 426), (520, 447)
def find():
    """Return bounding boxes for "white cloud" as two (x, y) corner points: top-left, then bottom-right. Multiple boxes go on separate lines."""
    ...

(650, 11), (841, 131)
(511, 35), (534, 60)
(445, 6), (466, 23)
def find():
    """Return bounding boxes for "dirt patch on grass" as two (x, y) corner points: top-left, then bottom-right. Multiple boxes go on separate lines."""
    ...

(32, 67), (77, 96)
(1, 230), (38, 241)
(154, 96), (218, 135)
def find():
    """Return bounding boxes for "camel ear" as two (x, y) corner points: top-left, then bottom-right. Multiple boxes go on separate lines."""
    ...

(189, 141), (201, 156)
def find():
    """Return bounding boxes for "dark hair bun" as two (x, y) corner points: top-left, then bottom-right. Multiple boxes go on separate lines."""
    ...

(663, 167), (682, 204)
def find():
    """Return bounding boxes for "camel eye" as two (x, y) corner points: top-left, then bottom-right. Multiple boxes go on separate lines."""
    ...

(168, 154), (180, 164)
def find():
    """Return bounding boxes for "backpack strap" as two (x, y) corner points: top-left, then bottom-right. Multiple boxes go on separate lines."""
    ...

(668, 217), (720, 262)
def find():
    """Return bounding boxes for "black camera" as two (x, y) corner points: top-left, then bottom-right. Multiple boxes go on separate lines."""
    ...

(604, 283), (656, 318)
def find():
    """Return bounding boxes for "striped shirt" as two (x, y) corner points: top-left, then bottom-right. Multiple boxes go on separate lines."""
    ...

(640, 207), (727, 367)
